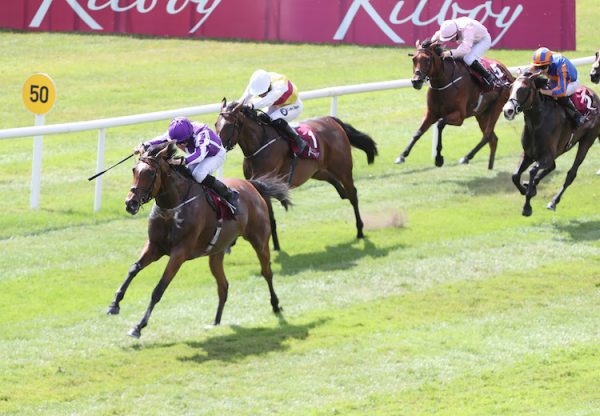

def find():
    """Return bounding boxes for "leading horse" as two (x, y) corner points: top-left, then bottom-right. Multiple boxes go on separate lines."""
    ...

(503, 69), (600, 216)
(107, 142), (291, 338)
(396, 39), (514, 169)
(215, 100), (377, 251)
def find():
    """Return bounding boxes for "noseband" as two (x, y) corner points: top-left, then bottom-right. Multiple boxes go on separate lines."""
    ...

(130, 156), (160, 205)
(509, 79), (535, 114)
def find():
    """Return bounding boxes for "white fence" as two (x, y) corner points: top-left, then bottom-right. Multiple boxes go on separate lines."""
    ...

(0, 56), (595, 211)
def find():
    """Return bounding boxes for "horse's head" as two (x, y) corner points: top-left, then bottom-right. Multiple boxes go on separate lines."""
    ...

(125, 143), (174, 214)
(409, 39), (444, 90)
(215, 98), (246, 151)
(590, 49), (600, 84)
(503, 68), (548, 120)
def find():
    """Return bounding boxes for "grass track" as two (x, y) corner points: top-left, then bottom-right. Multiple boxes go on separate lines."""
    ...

(2, 2), (600, 414)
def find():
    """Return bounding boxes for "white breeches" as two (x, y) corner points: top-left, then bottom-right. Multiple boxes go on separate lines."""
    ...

(266, 98), (304, 122)
(463, 34), (492, 65)
(189, 147), (226, 183)
(565, 80), (580, 96)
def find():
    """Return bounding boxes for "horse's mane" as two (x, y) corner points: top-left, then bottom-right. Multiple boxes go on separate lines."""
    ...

(419, 38), (444, 55)
(226, 100), (272, 125)
(144, 142), (194, 180)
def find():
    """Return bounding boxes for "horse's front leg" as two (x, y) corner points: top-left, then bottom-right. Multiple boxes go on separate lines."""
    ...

(107, 241), (162, 315)
(512, 153), (534, 195)
(522, 163), (541, 217)
(395, 113), (437, 164)
(433, 119), (447, 167)
(128, 250), (186, 338)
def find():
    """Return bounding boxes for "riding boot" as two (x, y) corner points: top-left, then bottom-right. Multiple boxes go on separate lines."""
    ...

(469, 60), (496, 87)
(556, 96), (586, 128)
(201, 174), (239, 212)
(272, 118), (307, 157)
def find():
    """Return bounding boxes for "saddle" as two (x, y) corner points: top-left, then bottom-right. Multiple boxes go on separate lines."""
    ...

(466, 58), (509, 92)
(204, 187), (235, 220)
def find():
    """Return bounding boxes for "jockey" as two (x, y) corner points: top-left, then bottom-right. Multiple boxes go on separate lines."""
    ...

(134, 116), (239, 211)
(239, 69), (307, 157)
(531, 47), (586, 128)
(432, 17), (497, 87)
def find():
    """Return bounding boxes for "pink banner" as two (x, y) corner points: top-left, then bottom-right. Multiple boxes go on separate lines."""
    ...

(0, 0), (575, 50)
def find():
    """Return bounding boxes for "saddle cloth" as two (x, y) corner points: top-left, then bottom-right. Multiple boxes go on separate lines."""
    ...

(467, 58), (510, 91)
(290, 123), (320, 159)
(205, 188), (235, 220)
(570, 86), (598, 116)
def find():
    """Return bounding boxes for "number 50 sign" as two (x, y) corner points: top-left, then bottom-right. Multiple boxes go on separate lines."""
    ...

(23, 73), (56, 115)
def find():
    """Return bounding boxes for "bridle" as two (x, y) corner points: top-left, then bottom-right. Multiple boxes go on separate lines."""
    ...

(130, 156), (160, 205)
(218, 111), (244, 151)
(413, 47), (460, 91)
(508, 76), (535, 114)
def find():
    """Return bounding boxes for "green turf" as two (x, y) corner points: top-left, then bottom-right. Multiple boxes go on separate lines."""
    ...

(2, 2), (600, 415)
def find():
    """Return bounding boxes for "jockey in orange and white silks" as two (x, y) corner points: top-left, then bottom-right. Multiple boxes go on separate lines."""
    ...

(240, 69), (306, 155)
(432, 17), (496, 86)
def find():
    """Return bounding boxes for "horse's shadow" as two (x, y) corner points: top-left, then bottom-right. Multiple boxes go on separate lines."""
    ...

(176, 317), (328, 364)
(552, 220), (600, 242)
(441, 170), (519, 196)
(275, 237), (401, 276)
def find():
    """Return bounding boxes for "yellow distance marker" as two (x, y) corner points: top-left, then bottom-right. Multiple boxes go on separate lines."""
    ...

(23, 73), (56, 115)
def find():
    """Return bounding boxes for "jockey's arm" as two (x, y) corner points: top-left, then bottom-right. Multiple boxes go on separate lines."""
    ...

(451, 32), (474, 57)
(251, 79), (289, 109)
(550, 64), (569, 97)
(185, 130), (210, 164)
(239, 86), (251, 104)
(136, 132), (169, 153)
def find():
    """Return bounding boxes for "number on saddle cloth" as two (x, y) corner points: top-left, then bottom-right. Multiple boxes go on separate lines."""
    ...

(571, 87), (598, 116)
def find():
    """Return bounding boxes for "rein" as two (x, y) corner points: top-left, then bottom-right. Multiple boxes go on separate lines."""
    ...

(221, 108), (282, 159)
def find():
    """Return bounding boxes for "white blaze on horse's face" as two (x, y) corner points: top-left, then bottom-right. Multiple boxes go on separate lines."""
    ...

(590, 51), (600, 84)
(503, 77), (528, 120)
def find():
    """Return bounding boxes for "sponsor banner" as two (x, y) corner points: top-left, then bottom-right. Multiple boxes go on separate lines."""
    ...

(0, 0), (575, 50)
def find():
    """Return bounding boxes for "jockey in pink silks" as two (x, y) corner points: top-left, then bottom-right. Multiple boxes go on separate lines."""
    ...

(432, 17), (497, 86)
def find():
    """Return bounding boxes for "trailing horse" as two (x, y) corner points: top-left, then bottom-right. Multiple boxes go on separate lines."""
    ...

(215, 99), (377, 251)
(107, 142), (291, 338)
(397, 39), (514, 170)
(503, 69), (600, 216)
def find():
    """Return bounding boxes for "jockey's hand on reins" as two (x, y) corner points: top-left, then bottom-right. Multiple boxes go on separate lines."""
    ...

(441, 51), (453, 61)
(168, 156), (186, 166)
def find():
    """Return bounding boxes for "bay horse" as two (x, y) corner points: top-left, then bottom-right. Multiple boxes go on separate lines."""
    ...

(215, 99), (377, 251)
(396, 39), (514, 170)
(502, 69), (600, 216)
(107, 142), (291, 338)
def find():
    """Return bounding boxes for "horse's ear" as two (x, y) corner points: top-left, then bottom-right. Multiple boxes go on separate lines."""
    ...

(415, 39), (420, 48)
(221, 97), (227, 109)
(157, 142), (173, 159)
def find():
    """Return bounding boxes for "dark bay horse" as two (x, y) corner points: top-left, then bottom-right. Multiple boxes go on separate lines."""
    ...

(107, 142), (291, 338)
(397, 39), (514, 170)
(590, 48), (600, 84)
(503, 69), (600, 216)
(215, 100), (377, 251)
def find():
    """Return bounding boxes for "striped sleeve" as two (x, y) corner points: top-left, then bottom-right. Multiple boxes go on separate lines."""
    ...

(552, 63), (568, 96)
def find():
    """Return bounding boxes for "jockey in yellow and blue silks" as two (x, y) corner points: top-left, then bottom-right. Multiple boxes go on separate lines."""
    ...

(532, 47), (585, 127)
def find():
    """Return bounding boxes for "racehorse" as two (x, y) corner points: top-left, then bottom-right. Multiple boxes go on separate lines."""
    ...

(503, 69), (600, 216)
(396, 39), (514, 170)
(107, 142), (291, 338)
(590, 48), (600, 84)
(215, 99), (377, 251)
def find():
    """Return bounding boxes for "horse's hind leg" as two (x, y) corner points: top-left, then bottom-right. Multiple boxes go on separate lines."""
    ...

(265, 198), (280, 252)
(548, 139), (594, 210)
(208, 252), (229, 325)
(108, 241), (162, 315)
(249, 236), (281, 314)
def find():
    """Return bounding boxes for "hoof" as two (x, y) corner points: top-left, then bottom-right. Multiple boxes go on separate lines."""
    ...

(459, 157), (470, 165)
(357, 231), (364, 239)
(522, 207), (533, 217)
(435, 155), (444, 167)
(107, 305), (120, 315)
(127, 327), (141, 338)
(394, 155), (406, 164)
(547, 202), (556, 211)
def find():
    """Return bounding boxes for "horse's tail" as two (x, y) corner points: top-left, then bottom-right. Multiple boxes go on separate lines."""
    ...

(249, 175), (292, 211)
(331, 117), (378, 164)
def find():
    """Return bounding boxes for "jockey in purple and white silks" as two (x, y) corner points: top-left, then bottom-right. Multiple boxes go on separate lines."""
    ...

(239, 69), (307, 156)
(432, 17), (496, 86)
(531, 47), (585, 128)
(135, 116), (239, 210)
